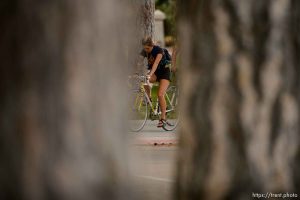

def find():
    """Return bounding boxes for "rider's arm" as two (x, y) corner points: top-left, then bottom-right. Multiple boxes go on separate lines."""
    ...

(148, 53), (163, 77)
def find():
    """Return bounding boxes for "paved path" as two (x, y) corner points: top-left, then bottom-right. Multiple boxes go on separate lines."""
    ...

(129, 120), (178, 146)
(128, 121), (178, 200)
(129, 146), (177, 200)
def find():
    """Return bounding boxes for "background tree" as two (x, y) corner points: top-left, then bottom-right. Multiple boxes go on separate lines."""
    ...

(176, 0), (300, 199)
(0, 1), (138, 200)
(130, 0), (156, 74)
(140, 0), (155, 38)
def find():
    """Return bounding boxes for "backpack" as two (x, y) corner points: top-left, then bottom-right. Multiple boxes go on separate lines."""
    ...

(158, 48), (172, 69)
(163, 48), (172, 62)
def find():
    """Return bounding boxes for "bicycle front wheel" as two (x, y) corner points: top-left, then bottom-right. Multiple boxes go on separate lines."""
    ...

(163, 85), (179, 131)
(128, 90), (148, 132)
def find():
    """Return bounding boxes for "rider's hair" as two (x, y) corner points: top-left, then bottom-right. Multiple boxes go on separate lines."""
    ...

(142, 36), (154, 46)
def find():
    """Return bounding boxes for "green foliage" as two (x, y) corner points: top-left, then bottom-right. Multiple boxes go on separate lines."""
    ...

(155, 0), (177, 39)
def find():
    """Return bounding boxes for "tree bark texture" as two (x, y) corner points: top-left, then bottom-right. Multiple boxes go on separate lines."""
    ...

(176, 0), (300, 199)
(0, 1), (137, 200)
(140, 0), (155, 38)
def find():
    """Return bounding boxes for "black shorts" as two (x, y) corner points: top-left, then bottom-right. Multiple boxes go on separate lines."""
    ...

(154, 66), (171, 81)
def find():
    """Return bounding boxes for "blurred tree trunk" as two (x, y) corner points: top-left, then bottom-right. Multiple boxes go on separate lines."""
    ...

(176, 0), (300, 199)
(0, 1), (137, 200)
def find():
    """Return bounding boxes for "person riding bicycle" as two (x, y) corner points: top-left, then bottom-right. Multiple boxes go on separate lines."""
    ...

(140, 36), (171, 128)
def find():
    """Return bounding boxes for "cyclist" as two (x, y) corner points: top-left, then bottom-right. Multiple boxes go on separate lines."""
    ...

(140, 36), (171, 128)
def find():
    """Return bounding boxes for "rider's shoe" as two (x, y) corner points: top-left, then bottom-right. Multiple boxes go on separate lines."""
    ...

(157, 119), (166, 128)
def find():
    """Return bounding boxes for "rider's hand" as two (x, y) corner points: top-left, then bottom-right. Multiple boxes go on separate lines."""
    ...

(146, 72), (153, 80)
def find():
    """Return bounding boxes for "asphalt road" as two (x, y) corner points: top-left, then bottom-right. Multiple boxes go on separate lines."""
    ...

(129, 120), (178, 145)
(130, 146), (177, 200)
(129, 121), (178, 200)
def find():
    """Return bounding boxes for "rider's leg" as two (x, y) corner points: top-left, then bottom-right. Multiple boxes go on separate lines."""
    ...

(158, 79), (170, 120)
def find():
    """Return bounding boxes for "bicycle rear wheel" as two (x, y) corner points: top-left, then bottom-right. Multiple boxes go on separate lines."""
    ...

(128, 90), (148, 132)
(163, 85), (179, 131)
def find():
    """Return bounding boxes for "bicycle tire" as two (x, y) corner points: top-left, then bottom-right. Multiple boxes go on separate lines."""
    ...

(128, 90), (148, 132)
(163, 85), (179, 131)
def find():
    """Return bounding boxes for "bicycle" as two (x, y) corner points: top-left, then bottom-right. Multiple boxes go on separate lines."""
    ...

(128, 74), (179, 132)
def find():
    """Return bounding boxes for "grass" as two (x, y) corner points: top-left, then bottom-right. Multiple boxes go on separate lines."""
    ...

(150, 84), (179, 120)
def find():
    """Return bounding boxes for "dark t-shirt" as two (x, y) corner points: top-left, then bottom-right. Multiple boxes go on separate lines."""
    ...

(140, 45), (164, 70)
